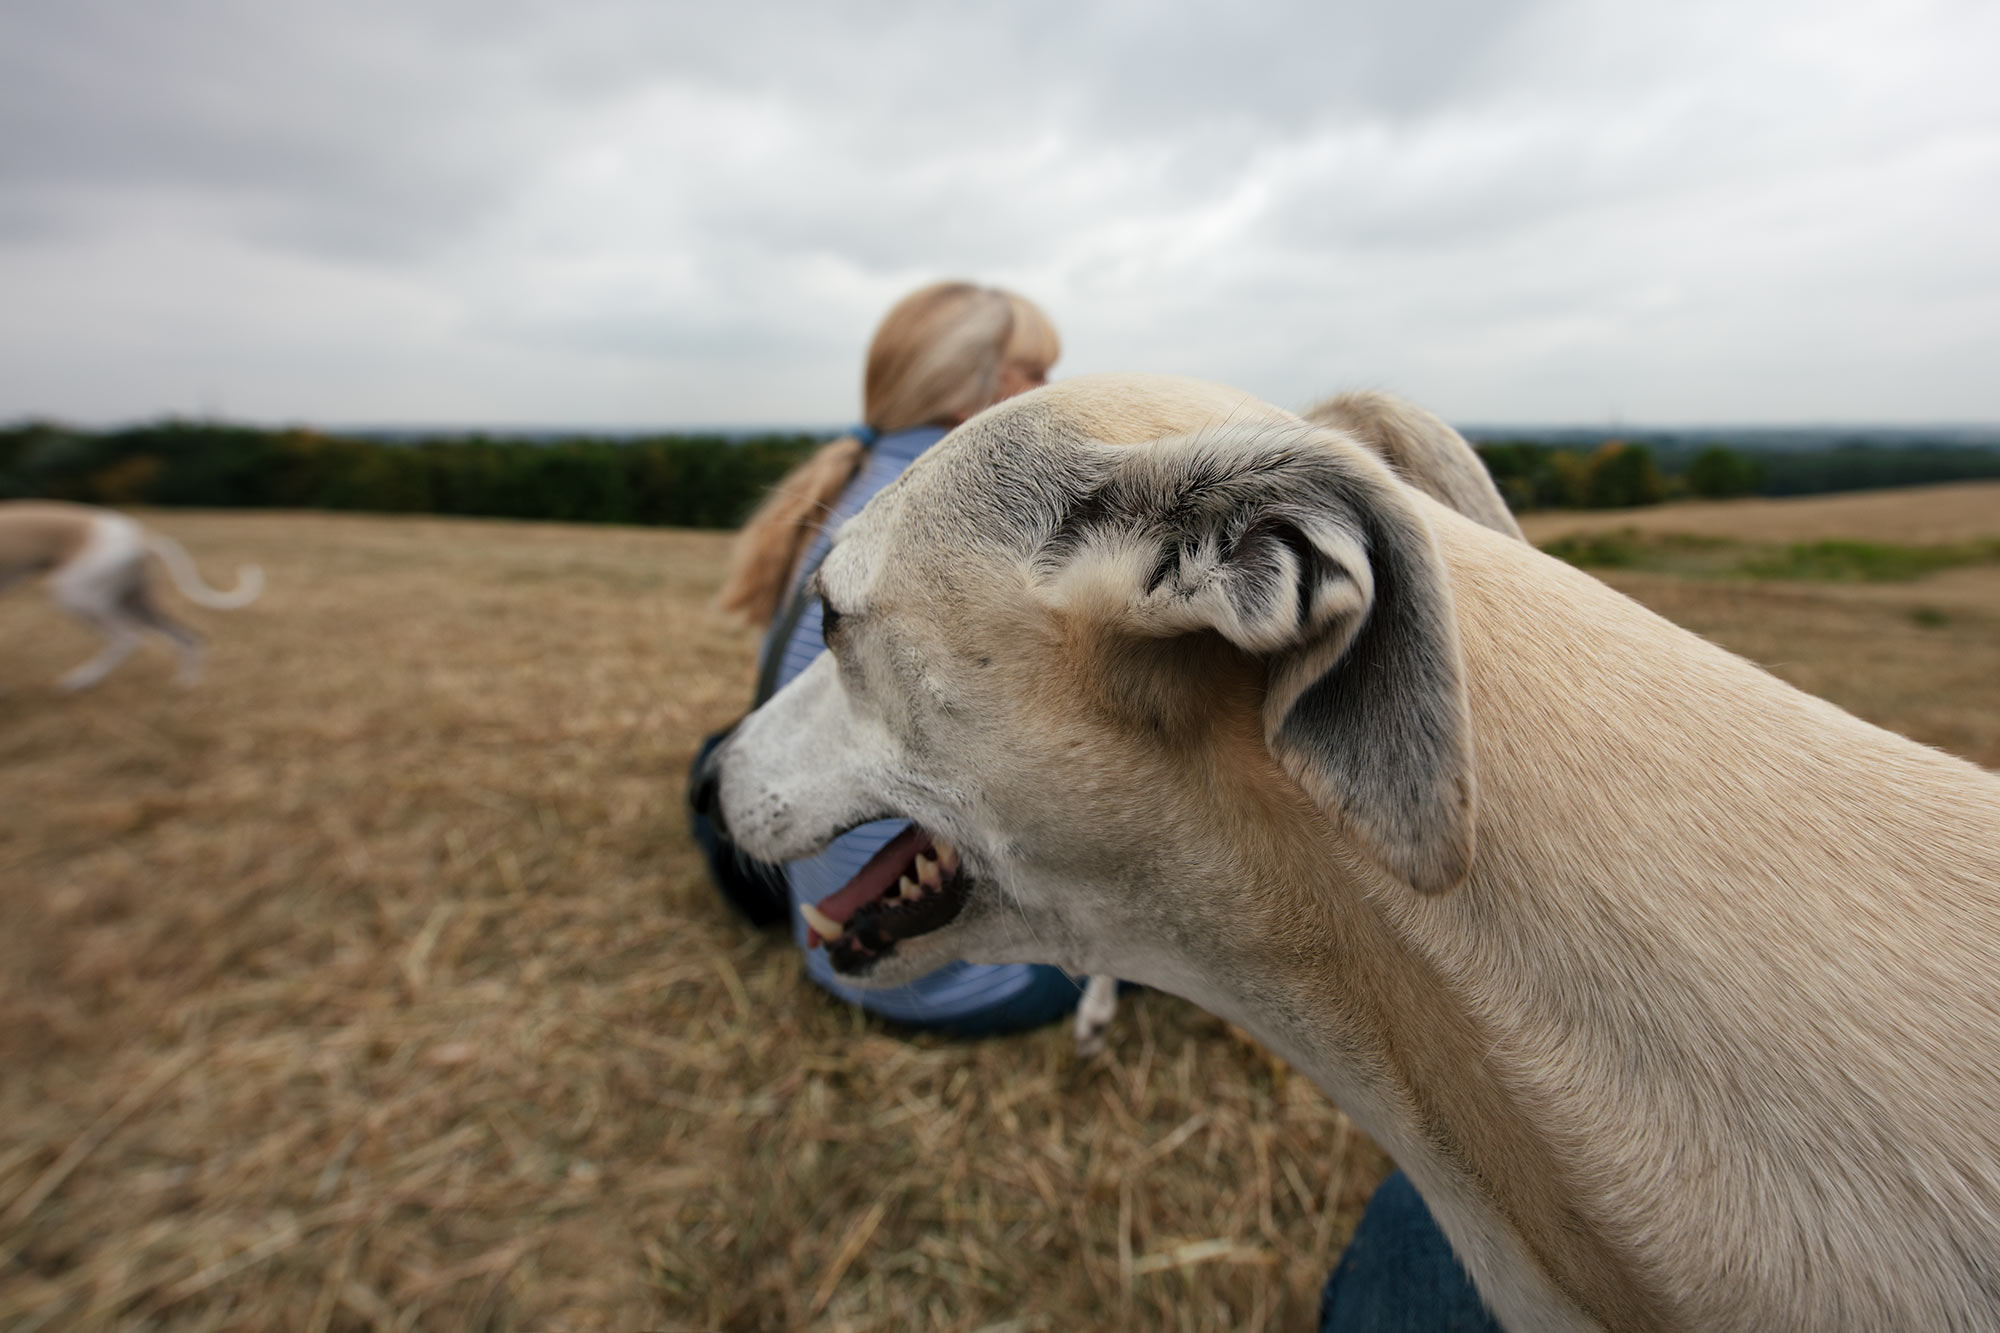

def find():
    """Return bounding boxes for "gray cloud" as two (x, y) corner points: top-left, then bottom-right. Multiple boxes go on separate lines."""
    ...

(0, 0), (1995, 424)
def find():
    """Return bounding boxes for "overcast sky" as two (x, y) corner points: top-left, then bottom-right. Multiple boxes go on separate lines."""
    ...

(3, 0), (1996, 428)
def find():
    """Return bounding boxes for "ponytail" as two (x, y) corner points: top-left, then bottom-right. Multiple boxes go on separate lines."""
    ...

(714, 430), (871, 625)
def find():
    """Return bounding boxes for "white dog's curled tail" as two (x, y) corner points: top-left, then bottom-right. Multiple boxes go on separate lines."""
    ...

(145, 531), (264, 609)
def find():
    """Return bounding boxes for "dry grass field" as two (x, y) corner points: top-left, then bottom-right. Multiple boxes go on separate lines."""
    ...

(1523, 481), (2000, 768)
(2, 483), (1996, 1331)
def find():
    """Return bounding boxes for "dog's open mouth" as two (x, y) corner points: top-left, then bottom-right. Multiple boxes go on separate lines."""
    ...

(799, 823), (968, 974)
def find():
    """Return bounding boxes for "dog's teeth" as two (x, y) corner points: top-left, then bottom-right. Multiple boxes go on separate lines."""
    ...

(800, 902), (844, 942)
(916, 853), (941, 889)
(899, 874), (921, 898)
(934, 840), (960, 873)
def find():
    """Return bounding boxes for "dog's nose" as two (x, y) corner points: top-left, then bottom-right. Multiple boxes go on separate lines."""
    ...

(688, 725), (734, 838)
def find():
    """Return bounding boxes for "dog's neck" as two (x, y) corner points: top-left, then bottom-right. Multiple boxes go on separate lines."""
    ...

(1100, 779), (1644, 1333)
(1032, 634), (1627, 1326)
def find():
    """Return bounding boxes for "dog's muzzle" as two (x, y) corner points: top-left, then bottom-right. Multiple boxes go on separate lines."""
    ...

(692, 722), (972, 974)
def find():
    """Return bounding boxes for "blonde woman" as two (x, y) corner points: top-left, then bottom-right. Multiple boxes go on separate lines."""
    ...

(699, 281), (1076, 1034)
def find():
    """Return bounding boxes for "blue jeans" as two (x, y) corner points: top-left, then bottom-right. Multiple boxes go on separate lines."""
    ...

(904, 962), (1083, 1037)
(1320, 1172), (1503, 1333)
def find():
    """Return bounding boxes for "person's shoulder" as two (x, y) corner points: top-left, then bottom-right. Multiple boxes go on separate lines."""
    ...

(876, 424), (949, 462)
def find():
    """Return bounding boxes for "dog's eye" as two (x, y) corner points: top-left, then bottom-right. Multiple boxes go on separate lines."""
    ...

(820, 597), (843, 641)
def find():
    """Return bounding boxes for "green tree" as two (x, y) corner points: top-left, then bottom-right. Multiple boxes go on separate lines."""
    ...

(1685, 445), (1761, 498)
(1548, 450), (1592, 507)
(1581, 441), (1666, 508)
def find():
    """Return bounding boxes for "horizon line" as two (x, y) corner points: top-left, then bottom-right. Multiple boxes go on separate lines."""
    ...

(8, 414), (2000, 439)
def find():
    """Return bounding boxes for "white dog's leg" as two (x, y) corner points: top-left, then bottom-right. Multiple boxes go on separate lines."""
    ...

(49, 525), (148, 691)
(121, 583), (204, 685)
(1074, 974), (1121, 1057)
(57, 615), (140, 691)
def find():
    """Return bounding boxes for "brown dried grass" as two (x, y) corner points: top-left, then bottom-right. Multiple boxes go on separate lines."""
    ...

(0, 510), (1383, 1332)
(2, 493), (1994, 1330)
(1520, 479), (2000, 546)
(1527, 482), (2000, 768)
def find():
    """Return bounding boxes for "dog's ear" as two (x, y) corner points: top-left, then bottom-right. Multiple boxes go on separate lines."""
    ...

(1045, 426), (1476, 893)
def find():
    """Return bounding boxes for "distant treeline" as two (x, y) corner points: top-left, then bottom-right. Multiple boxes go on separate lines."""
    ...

(1471, 437), (2000, 510)
(4, 418), (1999, 526)
(0, 421), (819, 528)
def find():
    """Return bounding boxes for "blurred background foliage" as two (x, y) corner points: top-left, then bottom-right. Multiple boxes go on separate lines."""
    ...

(5, 418), (2000, 525)
(0, 421), (818, 528)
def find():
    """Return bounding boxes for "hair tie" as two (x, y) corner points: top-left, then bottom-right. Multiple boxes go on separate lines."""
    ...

(847, 424), (879, 448)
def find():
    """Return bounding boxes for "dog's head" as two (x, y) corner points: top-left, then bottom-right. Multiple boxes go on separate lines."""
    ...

(709, 373), (1475, 985)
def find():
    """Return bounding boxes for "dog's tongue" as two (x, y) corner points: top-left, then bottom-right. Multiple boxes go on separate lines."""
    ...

(806, 823), (929, 944)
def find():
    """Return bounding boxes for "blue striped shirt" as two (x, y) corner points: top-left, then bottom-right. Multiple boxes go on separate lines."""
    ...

(761, 425), (1080, 1028)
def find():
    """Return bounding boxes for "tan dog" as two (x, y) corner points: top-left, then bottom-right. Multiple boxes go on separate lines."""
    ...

(700, 374), (2000, 1331)
(1, 501), (262, 690)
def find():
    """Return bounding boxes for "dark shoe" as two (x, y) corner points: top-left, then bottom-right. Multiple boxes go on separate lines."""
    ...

(688, 729), (791, 928)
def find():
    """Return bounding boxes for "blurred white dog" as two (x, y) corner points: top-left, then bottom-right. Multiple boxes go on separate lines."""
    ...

(0, 501), (263, 690)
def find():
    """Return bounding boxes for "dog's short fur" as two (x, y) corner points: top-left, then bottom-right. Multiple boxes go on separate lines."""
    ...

(1, 501), (262, 690)
(1068, 389), (1520, 1056)
(706, 374), (2000, 1331)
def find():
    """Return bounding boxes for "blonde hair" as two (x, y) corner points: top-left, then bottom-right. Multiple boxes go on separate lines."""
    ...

(716, 282), (1060, 624)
